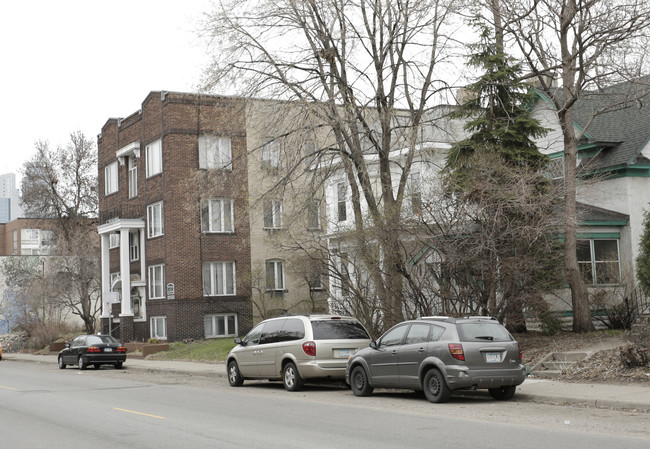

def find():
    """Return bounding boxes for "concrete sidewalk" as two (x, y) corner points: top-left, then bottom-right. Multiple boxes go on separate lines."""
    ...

(3, 352), (650, 411)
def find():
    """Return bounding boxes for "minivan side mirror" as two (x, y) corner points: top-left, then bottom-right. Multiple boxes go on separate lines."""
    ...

(369, 341), (378, 349)
(234, 337), (243, 345)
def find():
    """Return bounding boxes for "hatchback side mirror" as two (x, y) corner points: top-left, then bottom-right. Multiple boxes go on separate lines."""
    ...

(234, 337), (242, 345)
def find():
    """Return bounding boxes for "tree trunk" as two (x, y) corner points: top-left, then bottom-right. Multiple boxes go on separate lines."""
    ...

(559, 108), (595, 333)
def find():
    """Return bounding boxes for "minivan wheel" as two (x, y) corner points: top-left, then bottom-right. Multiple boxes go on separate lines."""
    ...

(423, 369), (450, 403)
(489, 385), (516, 401)
(282, 362), (304, 391)
(350, 366), (374, 397)
(228, 360), (244, 387)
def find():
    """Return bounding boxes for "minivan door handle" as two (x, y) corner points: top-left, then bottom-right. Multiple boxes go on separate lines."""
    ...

(417, 347), (425, 353)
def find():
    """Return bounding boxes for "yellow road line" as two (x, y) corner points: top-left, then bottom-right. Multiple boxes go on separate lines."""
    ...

(0, 385), (17, 390)
(113, 407), (166, 419)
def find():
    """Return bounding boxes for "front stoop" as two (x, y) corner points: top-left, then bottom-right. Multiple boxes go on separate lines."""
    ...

(531, 351), (590, 378)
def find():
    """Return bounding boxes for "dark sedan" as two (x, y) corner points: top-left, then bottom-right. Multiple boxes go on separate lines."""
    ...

(58, 334), (127, 370)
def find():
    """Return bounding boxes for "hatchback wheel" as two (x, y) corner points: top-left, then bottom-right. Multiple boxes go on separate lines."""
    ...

(78, 356), (86, 370)
(350, 366), (374, 397)
(58, 356), (66, 369)
(423, 369), (450, 403)
(282, 362), (304, 391)
(228, 360), (244, 387)
(489, 385), (516, 401)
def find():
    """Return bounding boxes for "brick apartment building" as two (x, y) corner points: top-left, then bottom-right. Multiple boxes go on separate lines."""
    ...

(97, 91), (254, 343)
(0, 218), (55, 256)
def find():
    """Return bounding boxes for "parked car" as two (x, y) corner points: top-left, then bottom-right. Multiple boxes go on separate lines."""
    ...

(58, 334), (127, 370)
(0, 342), (3, 360)
(227, 315), (371, 391)
(346, 316), (526, 403)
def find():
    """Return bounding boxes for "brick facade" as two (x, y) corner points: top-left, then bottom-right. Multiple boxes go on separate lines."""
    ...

(98, 92), (253, 342)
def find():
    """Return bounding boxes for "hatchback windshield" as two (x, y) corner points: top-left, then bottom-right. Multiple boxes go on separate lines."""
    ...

(456, 322), (512, 342)
(311, 320), (370, 340)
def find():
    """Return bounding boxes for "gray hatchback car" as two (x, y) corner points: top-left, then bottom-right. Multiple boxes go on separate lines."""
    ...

(227, 315), (371, 391)
(346, 316), (526, 403)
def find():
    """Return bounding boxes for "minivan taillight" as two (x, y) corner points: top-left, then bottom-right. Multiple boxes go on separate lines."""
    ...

(302, 341), (316, 357)
(518, 343), (522, 360)
(448, 343), (465, 361)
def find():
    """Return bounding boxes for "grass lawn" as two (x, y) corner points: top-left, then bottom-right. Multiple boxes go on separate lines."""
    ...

(148, 337), (237, 363)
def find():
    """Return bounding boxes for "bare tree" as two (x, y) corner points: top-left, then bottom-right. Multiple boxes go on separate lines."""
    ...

(491, 0), (650, 332)
(20, 131), (100, 334)
(200, 0), (462, 331)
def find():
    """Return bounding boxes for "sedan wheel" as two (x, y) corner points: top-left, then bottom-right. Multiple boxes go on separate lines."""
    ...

(58, 356), (66, 369)
(489, 385), (516, 401)
(282, 362), (304, 391)
(114, 362), (123, 369)
(228, 360), (244, 387)
(423, 369), (450, 403)
(78, 356), (86, 370)
(350, 366), (374, 397)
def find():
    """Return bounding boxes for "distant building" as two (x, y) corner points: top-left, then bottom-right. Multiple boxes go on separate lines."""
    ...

(0, 173), (24, 224)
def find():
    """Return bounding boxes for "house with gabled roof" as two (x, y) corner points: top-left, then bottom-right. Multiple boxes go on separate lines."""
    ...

(533, 78), (650, 311)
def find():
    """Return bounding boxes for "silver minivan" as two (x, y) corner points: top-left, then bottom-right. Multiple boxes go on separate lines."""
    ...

(227, 315), (371, 391)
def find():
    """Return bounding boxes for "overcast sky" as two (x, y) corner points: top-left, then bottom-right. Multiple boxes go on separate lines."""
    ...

(0, 0), (213, 184)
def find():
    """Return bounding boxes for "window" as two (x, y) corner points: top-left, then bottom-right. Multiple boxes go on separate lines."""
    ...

(577, 239), (621, 285)
(199, 135), (232, 170)
(109, 233), (120, 249)
(150, 316), (167, 340)
(261, 138), (281, 169)
(404, 323), (431, 344)
(338, 252), (351, 297)
(147, 202), (164, 238)
(409, 172), (422, 213)
(148, 264), (165, 299)
(309, 260), (323, 291)
(105, 161), (118, 195)
(201, 199), (234, 233)
(337, 182), (347, 222)
(304, 139), (317, 165)
(128, 156), (138, 198)
(202, 262), (236, 296)
(379, 324), (408, 347)
(546, 157), (564, 180)
(21, 229), (40, 255)
(129, 231), (139, 262)
(13, 230), (17, 255)
(204, 313), (238, 338)
(266, 259), (285, 291)
(307, 200), (321, 230)
(263, 199), (283, 229)
(145, 139), (162, 177)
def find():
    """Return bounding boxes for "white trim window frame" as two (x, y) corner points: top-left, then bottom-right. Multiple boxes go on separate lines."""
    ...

(337, 182), (347, 222)
(577, 238), (621, 285)
(129, 230), (140, 262)
(204, 313), (238, 338)
(202, 261), (236, 296)
(145, 139), (163, 178)
(148, 264), (165, 299)
(261, 138), (281, 169)
(150, 316), (167, 340)
(199, 135), (232, 170)
(109, 233), (120, 249)
(263, 199), (283, 229)
(201, 198), (234, 233)
(105, 161), (118, 195)
(265, 259), (285, 291)
(147, 201), (164, 238)
(128, 156), (138, 198)
(307, 199), (321, 230)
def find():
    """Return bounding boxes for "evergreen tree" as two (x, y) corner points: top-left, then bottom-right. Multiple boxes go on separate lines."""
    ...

(637, 209), (650, 294)
(445, 25), (549, 188)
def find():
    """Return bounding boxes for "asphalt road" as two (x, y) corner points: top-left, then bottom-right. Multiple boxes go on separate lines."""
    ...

(1, 360), (648, 448)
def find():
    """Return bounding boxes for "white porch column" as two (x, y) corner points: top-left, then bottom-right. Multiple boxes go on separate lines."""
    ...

(140, 229), (146, 291)
(119, 229), (133, 316)
(100, 233), (111, 318)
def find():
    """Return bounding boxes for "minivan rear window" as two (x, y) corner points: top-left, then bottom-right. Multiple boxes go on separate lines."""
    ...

(456, 322), (512, 342)
(311, 320), (370, 340)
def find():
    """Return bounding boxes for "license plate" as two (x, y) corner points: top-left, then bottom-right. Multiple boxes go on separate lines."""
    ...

(104, 348), (113, 352)
(338, 349), (353, 357)
(485, 352), (500, 363)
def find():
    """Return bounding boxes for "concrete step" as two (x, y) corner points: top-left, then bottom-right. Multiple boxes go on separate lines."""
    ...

(531, 351), (589, 378)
